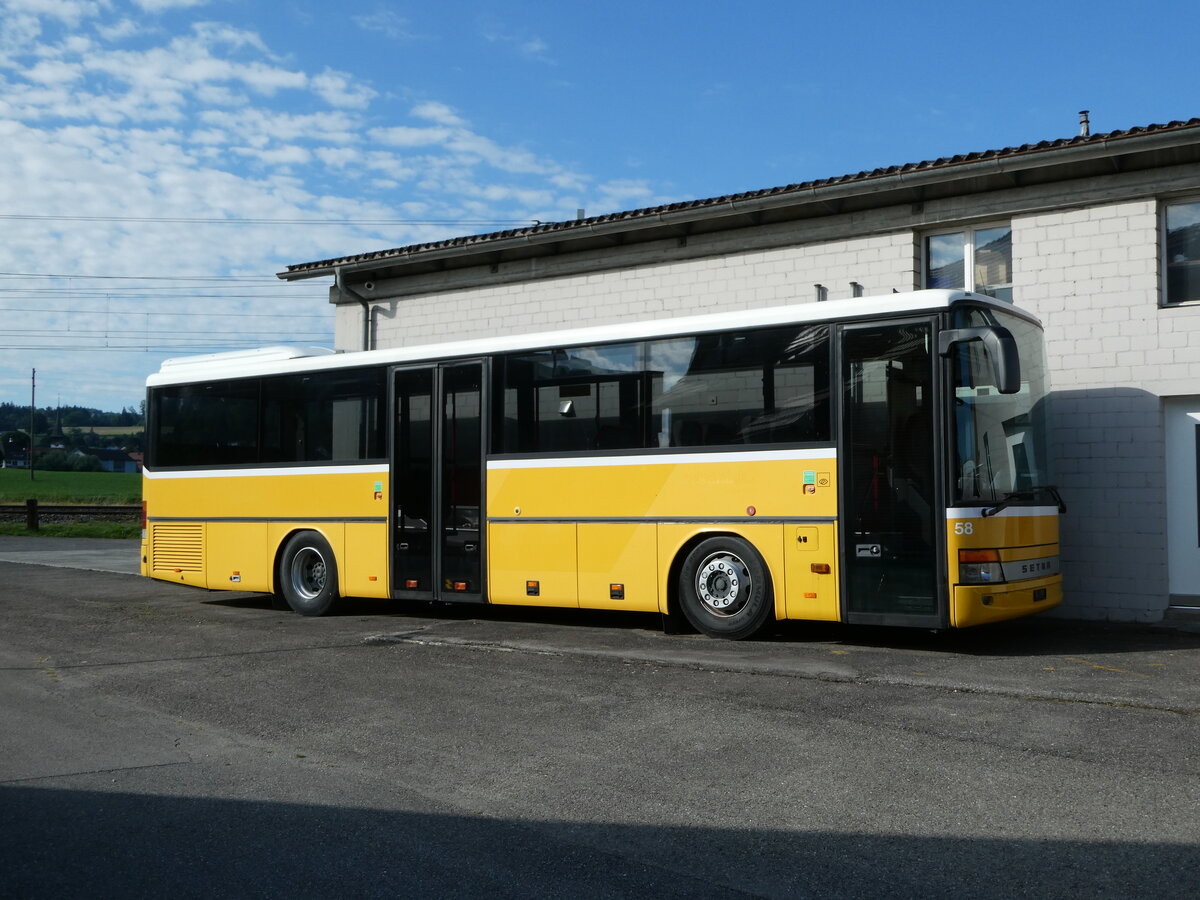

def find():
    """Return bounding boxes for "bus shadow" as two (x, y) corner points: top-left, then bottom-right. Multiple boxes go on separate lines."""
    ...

(769, 616), (1200, 656)
(202, 591), (665, 631)
(200, 591), (1200, 657)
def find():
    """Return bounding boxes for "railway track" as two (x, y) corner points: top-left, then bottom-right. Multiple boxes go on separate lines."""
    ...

(0, 502), (141, 526)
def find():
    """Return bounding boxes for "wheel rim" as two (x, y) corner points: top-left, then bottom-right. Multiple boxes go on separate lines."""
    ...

(694, 551), (752, 617)
(289, 547), (327, 601)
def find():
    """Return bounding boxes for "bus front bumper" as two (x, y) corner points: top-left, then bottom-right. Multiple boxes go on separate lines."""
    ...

(951, 576), (1063, 628)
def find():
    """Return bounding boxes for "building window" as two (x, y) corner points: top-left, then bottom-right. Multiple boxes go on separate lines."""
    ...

(925, 225), (1012, 302)
(1165, 199), (1200, 305)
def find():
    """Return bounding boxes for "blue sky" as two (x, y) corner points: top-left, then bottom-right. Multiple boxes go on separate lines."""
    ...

(1, 0), (1197, 411)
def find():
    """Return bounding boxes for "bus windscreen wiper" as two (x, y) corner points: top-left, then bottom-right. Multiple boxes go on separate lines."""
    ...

(982, 485), (1067, 518)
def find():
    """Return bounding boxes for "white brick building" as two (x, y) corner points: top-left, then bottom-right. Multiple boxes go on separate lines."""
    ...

(281, 118), (1200, 623)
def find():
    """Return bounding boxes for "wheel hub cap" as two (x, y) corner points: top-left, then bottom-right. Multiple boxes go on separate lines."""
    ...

(697, 553), (748, 616)
(292, 549), (327, 600)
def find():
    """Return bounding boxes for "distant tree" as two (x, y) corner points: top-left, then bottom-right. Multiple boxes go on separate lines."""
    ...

(70, 453), (103, 472)
(36, 450), (72, 471)
(103, 432), (144, 452)
(0, 403), (143, 432)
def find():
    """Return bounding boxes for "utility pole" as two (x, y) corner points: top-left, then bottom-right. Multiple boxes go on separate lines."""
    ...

(29, 368), (35, 481)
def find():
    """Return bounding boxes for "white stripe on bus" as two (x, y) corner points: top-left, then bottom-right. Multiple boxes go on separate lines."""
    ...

(945, 506), (1060, 519)
(144, 464), (390, 480)
(487, 448), (837, 470)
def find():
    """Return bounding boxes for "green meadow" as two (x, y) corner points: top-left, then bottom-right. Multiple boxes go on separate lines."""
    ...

(0, 469), (141, 504)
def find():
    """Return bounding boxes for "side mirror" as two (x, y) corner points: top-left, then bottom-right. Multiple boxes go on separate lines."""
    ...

(937, 326), (1020, 394)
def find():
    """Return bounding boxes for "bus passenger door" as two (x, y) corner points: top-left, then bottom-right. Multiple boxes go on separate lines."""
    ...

(392, 362), (484, 603)
(840, 321), (944, 628)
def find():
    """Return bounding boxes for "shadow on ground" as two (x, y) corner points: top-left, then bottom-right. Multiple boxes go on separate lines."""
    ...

(2, 785), (1194, 899)
(203, 591), (1200, 658)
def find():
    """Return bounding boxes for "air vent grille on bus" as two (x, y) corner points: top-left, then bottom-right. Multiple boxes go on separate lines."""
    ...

(151, 524), (204, 572)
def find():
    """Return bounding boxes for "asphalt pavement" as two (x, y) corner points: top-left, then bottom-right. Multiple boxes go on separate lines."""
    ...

(2, 538), (1199, 898)
(0, 534), (1197, 713)
(0, 534), (141, 575)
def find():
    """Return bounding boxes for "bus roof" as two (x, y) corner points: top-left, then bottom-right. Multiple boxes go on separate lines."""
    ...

(147, 289), (1038, 386)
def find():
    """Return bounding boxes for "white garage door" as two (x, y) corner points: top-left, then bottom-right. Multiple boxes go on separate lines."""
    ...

(1166, 397), (1200, 606)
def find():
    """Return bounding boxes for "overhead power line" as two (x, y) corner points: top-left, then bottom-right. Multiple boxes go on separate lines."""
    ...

(0, 214), (536, 227)
(0, 271), (285, 281)
(0, 305), (331, 319)
(0, 292), (331, 301)
(0, 344), (331, 352)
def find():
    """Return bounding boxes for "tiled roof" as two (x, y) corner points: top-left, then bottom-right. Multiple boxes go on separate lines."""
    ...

(281, 118), (1200, 278)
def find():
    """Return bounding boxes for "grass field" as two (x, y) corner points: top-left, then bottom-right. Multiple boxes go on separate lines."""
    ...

(0, 469), (141, 504)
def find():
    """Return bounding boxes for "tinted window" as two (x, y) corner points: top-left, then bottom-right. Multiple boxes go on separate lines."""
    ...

(261, 368), (385, 463)
(493, 325), (831, 454)
(650, 324), (830, 448)
(153, 380), (259, 467)
(151, 367), (385, 468)
(493, 344), (644, 453)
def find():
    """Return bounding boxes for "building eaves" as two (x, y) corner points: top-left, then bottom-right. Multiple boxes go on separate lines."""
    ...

(278, 118), (1200, 281)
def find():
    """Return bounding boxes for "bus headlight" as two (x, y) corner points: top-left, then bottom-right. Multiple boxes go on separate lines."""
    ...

(959, 549), (1005, 585)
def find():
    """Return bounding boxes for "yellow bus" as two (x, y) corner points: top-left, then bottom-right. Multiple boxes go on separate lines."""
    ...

(141, 289), (1063, 638)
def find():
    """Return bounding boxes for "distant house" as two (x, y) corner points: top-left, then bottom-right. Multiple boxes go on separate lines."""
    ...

(76, 448), (140, 474)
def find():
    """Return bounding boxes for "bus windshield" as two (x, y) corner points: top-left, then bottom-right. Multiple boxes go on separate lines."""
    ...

(950, 306), (1052, 505)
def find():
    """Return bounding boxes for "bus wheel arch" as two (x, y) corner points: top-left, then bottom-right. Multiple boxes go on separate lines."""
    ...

(275, 529), (340, 616)
(674, 532), (774, 640)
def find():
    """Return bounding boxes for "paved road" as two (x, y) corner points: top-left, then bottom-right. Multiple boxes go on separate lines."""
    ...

(0, 534), (141, 575)
(2, 552), (1199, 897)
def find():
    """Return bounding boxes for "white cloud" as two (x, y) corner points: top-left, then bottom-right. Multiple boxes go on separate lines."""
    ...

(351, 9), (420, 42)
(313, 146), (359, 169)
(3, 0), (106, 25)
(370, 125), (453, 148)
(0, 2), (660, 410)
(479, 19), (553, 64)
(232, 143), (312, 167)
(132, 0), (211, 10)
(93, 16), (142, 41)
(411, 100), (465, 127)
(311, 68), (376, 109)
(26, 58), (82, 84)
(199, 107), (360, 145)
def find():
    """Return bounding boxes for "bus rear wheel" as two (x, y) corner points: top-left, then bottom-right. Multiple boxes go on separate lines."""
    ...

(278, 531), (339, 616)
(679, 536), (773, 639)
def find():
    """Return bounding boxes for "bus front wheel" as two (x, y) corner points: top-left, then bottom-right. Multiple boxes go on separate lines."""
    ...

(679, 536), (773, 640)
(278, 531), (340, 616)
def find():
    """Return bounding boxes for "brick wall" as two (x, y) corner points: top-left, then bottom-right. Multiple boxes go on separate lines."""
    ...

(362, 231), (918, 349)
(1014, 199), (1173, 621)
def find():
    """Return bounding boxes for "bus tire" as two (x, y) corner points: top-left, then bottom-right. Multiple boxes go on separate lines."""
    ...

(278, 531), (339, 617)
(679, 536), (773, 640)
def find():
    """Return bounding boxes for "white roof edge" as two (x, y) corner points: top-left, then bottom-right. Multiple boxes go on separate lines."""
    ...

(158, 345), (336, 372)
(146, 290), (1033, 386)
